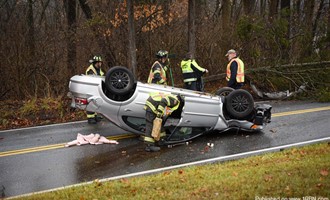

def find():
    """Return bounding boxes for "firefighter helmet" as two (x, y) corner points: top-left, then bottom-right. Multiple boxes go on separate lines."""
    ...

(156, 50), (168, 58)
(90, 55), (102, 63)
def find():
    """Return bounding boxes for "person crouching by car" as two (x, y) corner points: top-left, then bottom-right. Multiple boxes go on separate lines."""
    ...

(147, 50), (169, 85)
(143, 92), (182, 152)
(85, 55), (105, 124)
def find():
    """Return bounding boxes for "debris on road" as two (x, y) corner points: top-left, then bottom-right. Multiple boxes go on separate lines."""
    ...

(65, 133), (119, 147)
(207, 143), (214, 148)
(167, 141), (190, 148)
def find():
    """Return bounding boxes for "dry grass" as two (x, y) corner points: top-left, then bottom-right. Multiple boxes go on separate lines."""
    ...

(15, 142), (330, 200)
(0, 98), (85, 131)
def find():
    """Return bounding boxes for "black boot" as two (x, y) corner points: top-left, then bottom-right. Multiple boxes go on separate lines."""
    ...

(145, 144), (160, 152)
(95, 115), (103, 122)
(88, 118), (97, 124)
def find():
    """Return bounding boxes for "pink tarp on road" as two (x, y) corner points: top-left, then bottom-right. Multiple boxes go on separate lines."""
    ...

(65, 133), (119, 147)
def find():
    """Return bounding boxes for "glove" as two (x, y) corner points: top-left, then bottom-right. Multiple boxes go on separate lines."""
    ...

(156, 112), (162, 118)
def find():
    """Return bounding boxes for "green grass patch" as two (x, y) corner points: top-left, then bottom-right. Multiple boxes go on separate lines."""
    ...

(15, 142), (330, 200)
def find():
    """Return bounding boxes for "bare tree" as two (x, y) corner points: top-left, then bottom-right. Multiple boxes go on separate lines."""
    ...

(280, 0), (290, 59)
(78, 0), (115, 68)
(1, 0), (329, 101)
(27, 0), (37, 96)
(222, 0), (231, 30)
(304, 0), (315, 32)
(64, 0), (77, 78)
(126, 0), (137, 78)
(188, 0), (196, 55)
(260, 0), (268, 16)
(242, 0), (255, 15)
(269, 0), (279, 22)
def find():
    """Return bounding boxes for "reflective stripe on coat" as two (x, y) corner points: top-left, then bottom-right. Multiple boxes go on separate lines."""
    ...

(181, 59), (206, 83)
(144, 92), (180, 117)
(147, 61), (167, 84)
(226, 57), (244, 83)
(85, 64), (104, 76)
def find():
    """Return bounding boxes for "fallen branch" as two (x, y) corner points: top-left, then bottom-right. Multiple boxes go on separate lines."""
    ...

(250, 82), (307, 100)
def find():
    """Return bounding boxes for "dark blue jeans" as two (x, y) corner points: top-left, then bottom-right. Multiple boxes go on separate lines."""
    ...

(228, 82), (244, 89)
(184, 81), (197, 91)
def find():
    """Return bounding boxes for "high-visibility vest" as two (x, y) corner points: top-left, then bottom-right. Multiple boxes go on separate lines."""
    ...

(147, 61), (167, 84)
(226, 57), (244, 83)
(144, 92), (180, 116)
(85, 64), (104, 76)
(181, 59), (206, 83)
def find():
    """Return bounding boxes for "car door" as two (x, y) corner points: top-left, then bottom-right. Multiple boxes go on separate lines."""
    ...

(177, 96), (221, 128)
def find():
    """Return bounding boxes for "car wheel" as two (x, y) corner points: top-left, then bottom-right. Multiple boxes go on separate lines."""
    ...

(216, 87), (234, 96)
(105, 66), (135, 95)
(225, 89), (254, 119)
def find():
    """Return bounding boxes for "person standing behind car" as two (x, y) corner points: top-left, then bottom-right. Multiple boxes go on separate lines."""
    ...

(180, 52), (208, 91)
(225, 49), (245, 89)
(85, 55), (105, 124)
(147, 50), (169, 85)
(143, 92), (182, 152)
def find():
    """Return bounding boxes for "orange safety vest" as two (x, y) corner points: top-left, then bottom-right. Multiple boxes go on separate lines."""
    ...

(226, 57), (244, 83)
(147, 61), (167, 84)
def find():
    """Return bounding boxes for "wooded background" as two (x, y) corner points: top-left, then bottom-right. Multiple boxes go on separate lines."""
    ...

(1, 0), (329, 101)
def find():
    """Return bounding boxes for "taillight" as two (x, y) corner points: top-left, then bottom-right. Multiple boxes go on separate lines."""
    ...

(75, 98), (88, 105)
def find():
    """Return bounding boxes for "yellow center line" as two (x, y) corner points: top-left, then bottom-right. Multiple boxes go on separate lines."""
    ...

(0, 134), (137, 158)
(1, 106), (330, 158)
(272, 106), (330, 117)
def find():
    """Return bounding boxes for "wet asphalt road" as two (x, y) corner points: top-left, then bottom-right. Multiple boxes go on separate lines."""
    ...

(0, 100), (330, 198)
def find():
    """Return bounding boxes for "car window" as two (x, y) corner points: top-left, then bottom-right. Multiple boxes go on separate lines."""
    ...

(122, 116), (146, 133)
(123, 115), (208, 142)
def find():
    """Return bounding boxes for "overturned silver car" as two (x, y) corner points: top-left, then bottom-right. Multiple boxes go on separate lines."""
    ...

(68, 66), (272, 145)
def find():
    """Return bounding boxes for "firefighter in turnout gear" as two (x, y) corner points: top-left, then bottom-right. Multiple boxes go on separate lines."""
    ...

(147, 50), (169, 85)
(181, 52), (208, 91)
(225, 49), (245, 89)
(143, 92), (182, 152)
(86, 55), (105, 124)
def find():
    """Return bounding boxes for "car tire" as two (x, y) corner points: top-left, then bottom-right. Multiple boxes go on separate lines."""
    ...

(105, 66), (135, 95)
(216, 87), (234, 96)
(225, 89), (254, 119)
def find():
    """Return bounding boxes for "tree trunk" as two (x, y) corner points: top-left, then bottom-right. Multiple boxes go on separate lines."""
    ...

(221, 0), (230, 30)
(242, 0), (254, 15)
(328, 1), (330, 39)
(188, 0), (196, 56)
(304, 0), (315, 56)
(313, 0), (325, 39)
(78, 0), (92, 19)
(280, 0), (290, 11)
(269, 0), (279, 22)
(78, 0), (115, 68)
(304, 0), (315, 32)
(65, 0), (77, 78)
(126, 0), (137, 78)
(27, 0), (36, 97)
(260, 0), (267, 16)
(280, 0), (290, 59)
